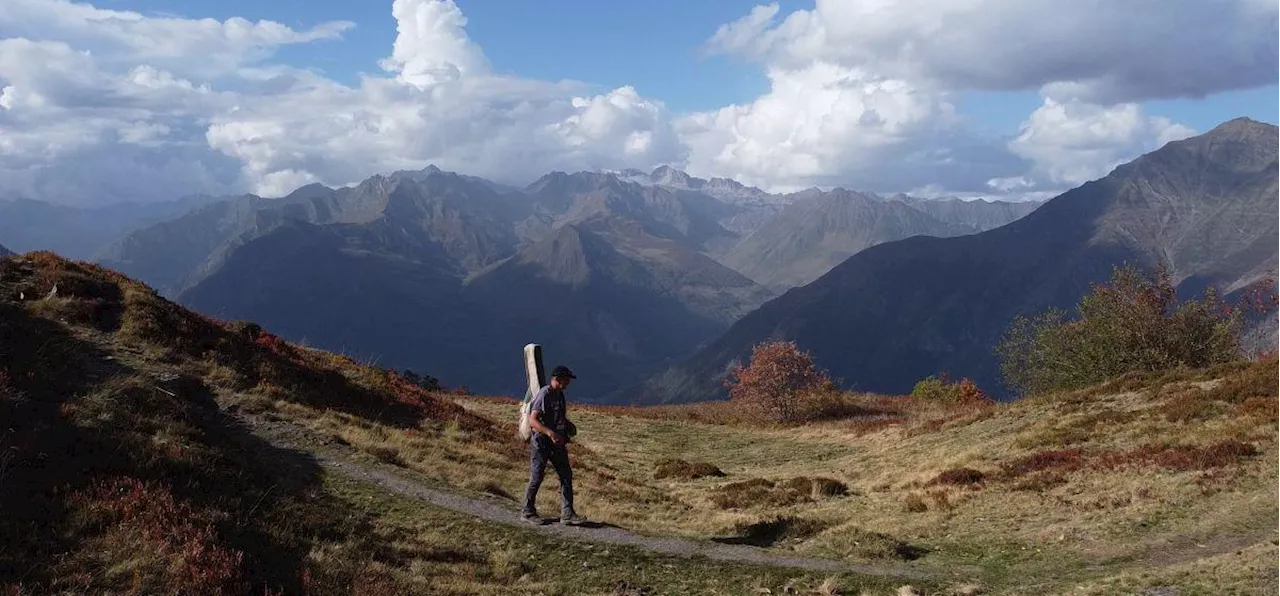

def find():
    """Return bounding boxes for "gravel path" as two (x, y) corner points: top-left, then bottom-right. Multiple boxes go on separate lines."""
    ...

(243, 414), (929, 581)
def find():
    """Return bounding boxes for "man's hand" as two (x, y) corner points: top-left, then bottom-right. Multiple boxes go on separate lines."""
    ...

(548, 430), (567, 446)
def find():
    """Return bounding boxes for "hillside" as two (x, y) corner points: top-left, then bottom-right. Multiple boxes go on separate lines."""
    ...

(0, 243), (12, 257)
(464, 354), (1278, 595)
(648, 118), (1279, 403)
(2, 251), (1274, 595)
(1, 252), (898, 595)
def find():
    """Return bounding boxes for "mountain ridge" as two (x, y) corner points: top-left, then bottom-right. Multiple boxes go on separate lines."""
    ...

(638, 117), (1279, 403)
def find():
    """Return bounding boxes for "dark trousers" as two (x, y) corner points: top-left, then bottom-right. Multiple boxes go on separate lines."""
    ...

(522, 436), (574, 516)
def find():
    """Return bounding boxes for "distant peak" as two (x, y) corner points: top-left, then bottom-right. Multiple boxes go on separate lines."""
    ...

(650, 165), (694, 186)
(1204, 116), (1277, 138)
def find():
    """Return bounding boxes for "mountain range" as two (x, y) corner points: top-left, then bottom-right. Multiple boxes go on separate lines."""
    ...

(640, 117), (1279, 403)
(0, 163), (1027, 399)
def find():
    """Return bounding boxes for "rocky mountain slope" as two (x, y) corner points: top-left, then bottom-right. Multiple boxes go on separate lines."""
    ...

(642, 118), (1279, 403)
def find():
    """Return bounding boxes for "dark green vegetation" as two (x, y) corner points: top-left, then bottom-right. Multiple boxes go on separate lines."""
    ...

(997, 264), (1264, 396)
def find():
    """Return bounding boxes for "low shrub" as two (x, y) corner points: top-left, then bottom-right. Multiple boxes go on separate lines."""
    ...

(710, 476), (848, 509)
(926, 467), (986, 487)
(723, 340), (837, 424)
(653, 458), (726, 480)
(1000, 449), (1086, 478)
(726, 516), (829, 547)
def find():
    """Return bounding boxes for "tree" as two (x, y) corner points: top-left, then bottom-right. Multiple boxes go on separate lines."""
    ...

(724, 340), (835, 423)
(996, 264), (1244, 397)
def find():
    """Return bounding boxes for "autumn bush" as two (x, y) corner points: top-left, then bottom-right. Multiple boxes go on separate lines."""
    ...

(997, 264), (1256, 397)
(723, 340), (836, 423)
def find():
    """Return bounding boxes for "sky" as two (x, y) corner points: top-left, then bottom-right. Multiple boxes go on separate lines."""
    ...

(0, 0), (1276, 207)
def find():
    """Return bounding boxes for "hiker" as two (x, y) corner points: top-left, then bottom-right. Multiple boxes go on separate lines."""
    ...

(521, 365), (585, 525)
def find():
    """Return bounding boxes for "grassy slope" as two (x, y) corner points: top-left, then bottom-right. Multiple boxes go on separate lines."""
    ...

(3, 251), (1274, 595)
(460, 361), (1279, 595)
(0, 252), (914, 595)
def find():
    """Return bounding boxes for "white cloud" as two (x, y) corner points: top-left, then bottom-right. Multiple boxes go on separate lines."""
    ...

(677, 63), (972, 192)
(378, 0), (488, 88)
(708, 0), (1277, 104)
(0, 0), (1270, 206)
(0, 0), (684, 204)
(0, 0), (354, 80)
(1009, 97), (1197, 186)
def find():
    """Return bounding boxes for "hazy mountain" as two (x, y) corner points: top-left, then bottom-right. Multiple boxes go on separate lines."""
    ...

(0, 243), (13, 257)
(721, 189), (976, 290)
(0, 195), (220, 260)
(641, 118), (1279, 403)
(898, 197), (1043, 232)
(99, 168), (528, 296)
(523, 171), (739, 253)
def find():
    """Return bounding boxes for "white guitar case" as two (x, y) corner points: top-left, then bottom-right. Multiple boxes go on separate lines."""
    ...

(517, 343), (545, 441)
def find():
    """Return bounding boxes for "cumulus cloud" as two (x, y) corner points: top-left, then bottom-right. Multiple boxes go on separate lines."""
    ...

(1009, 97), (1197, 186)
(677, 63), (983, 192)
(0, 0), (353, 80)
(707, 0), (1278, 104)
(686, 0), (1275, 195)
(0, 0), (684, 204)
(0, 0), (1272, 206)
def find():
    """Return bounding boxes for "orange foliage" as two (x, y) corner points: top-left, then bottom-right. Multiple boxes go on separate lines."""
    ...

(723, 340), (835, 423)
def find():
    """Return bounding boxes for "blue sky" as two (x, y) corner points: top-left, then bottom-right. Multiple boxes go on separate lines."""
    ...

(2, 0), (1276, 205)
(101, 0), (1275, 131)
(104, 0), (779, 111)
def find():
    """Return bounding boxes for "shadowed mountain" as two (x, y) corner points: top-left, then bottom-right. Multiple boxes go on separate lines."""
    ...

(640, 118), (1279, 403)
(0, 243), (13, 257)
(180, 212), (771, 399)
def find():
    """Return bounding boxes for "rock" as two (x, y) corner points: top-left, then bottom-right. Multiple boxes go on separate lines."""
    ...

(897, 587), (922, 596)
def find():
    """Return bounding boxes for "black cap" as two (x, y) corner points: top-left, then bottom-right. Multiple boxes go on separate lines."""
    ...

(551, 365), (576, 379)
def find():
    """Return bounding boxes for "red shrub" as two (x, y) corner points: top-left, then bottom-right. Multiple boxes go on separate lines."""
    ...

(1001, 449), (1086, 478)
(73, 477), (247, 595)
(1097, 440), (1260, 472)
(723, 340), (835, 423)
(927, 467), (987, 487)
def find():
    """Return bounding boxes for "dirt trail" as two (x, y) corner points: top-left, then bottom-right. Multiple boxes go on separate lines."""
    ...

(241, 414), (930, 581)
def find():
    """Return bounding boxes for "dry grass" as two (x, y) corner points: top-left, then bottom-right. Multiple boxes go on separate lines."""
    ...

(7, 253), (1275, 595)
(0, 252), (921, 596)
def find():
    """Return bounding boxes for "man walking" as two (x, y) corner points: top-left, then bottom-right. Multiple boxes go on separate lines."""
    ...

(521, 365), (586, 525)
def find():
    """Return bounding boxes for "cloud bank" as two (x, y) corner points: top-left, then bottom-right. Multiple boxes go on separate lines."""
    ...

(0, 0), (1274, 205)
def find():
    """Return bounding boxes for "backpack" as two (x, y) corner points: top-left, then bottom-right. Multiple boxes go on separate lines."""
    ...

(517, 343), (545, 442)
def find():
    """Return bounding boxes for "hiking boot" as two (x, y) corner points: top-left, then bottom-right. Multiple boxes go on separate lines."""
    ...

(521, 512), (544, 525)
(560, 512), (587, 526)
